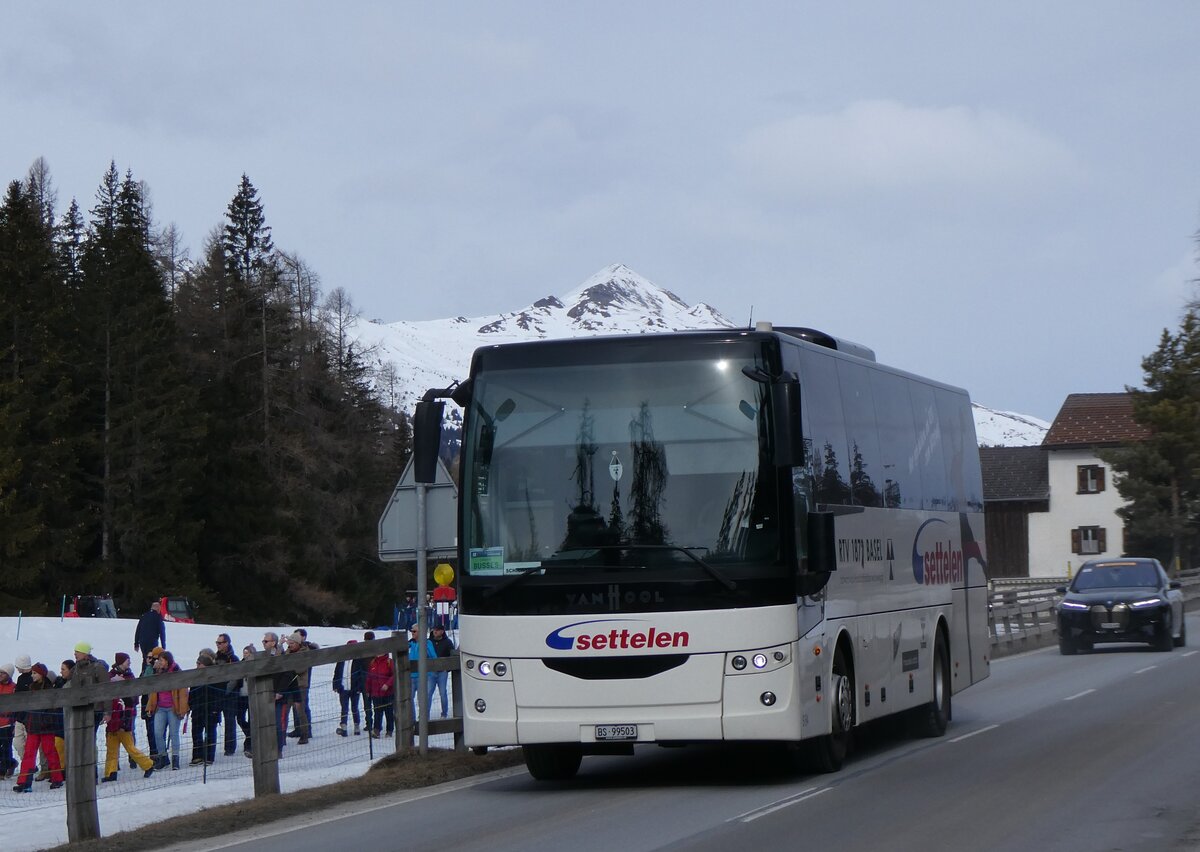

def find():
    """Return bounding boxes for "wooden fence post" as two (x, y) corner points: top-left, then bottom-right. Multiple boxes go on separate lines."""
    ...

(248, 675), (280, 796)
(64, 703), (100, 842)
(395, 641), (412, 754)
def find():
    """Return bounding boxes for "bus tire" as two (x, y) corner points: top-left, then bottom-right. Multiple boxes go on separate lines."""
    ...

(524, 744), (582, 781)
(908, 632), (950, 738)
(809, 644), (853, 773)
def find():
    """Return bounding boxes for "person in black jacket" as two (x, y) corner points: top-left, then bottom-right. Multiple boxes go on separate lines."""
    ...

(188, 650), (223, 765)
(134, 602), (167, 666)
(213, 633), (242, 756)
(333, 640), (366, 736)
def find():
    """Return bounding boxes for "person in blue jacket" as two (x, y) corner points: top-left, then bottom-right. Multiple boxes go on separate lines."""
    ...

(408, 624), (437, 724)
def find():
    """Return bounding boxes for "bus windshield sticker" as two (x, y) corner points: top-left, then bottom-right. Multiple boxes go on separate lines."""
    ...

(469, 546), (505, 576)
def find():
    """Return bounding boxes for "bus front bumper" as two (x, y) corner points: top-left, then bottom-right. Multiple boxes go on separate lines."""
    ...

(462, 651), (802, 747)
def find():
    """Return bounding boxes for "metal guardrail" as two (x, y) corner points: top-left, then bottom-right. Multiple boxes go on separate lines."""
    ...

(988, 569), (1200, 657)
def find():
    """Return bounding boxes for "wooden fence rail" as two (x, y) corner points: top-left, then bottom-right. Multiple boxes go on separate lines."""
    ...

(0, 634), (464, 843)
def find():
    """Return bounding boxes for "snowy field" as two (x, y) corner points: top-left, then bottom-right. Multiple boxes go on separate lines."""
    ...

(0, 614), (454, 851)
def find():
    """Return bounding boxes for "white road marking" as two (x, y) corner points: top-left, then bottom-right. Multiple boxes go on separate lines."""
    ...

(171, 765), (530, 852)
(1063, 688), (1096, 701)
(948, 724), (999, 743)
(735, 786), (831, 822)
(1182, 651), (1198, 658)
(1133, 665), (1158, 674)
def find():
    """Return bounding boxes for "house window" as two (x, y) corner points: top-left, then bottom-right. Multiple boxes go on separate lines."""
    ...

(1077, 465), (1106, 494)
(1071, 526), (1107, 555)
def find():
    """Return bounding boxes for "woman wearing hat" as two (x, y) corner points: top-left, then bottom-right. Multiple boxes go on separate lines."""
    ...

(101, 653), (155, 782)
(0, 663), (15, 778)
(12, 664), (64, 792)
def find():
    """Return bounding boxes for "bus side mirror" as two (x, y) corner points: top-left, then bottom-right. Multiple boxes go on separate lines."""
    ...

(412, 400), (445, 484)
(770, 379), (803, 467)
(807, 511), (837, 573)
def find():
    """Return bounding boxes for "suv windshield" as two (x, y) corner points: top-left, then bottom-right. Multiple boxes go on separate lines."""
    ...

(1071, 561), (1161, 591)
(460, 337), (792, 615)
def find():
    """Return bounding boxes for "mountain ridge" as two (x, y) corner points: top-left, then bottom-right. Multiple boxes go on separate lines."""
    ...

(353, 264), (1047, 446)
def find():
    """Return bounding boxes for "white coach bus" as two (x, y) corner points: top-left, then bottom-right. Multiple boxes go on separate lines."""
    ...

(413, 323), (989, 780)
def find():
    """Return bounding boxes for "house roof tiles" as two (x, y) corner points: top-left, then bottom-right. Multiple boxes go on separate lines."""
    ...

(1042, 393), (1150, 448)
(980, 446), (1049, 502)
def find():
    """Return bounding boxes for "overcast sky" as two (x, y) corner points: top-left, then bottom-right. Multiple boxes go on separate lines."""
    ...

(3, 3), (1198, 420)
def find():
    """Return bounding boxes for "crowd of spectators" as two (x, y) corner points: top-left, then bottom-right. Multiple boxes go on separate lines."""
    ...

(0, 601), (457, 794)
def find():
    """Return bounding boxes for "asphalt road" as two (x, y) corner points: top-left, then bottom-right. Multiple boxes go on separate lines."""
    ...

(171, 613), (1200, 852)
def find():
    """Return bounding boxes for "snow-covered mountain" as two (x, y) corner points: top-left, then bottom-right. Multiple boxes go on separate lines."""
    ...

(353, 263), (1046, 447)
(353, 263), (733, 413)
(972, 404), (1049, 447)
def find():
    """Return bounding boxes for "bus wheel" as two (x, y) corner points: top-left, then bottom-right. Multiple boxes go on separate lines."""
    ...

(524, 744), (583, 781)
(809, 645), (853, 773)
(908, 632), (950, 738)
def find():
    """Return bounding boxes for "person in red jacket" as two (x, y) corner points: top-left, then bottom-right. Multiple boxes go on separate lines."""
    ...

(101, 653), (155, 782)
(364, 647), (394, 739)
(12, 664), (63, 792)
(0, 663), (15, 778)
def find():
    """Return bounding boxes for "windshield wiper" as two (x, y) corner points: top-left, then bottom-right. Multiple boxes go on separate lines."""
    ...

(479, 544), (738, 598)
(480, 564), (546, 599)
(624, 547), (734, 595)
(584, 544), (738, 591)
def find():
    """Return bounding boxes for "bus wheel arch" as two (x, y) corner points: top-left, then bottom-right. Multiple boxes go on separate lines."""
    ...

(809, 632), (855, 773)
(908, 620), (951, 738)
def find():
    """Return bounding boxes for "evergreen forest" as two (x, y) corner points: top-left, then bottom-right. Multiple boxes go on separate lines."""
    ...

(0, 159), (413, 625)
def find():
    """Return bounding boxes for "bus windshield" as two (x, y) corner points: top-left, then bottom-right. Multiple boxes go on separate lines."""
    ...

(461, 338), (792, 615)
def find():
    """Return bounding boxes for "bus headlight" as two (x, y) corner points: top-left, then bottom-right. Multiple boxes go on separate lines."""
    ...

(727, 645), (790, 674)
(465, 656), (512, 680)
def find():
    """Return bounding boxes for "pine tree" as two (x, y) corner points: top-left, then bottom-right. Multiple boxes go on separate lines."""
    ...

(23, 157), (57, 236)
(78, 166), (204, 603)
(0, 180), (89, 608)
(1103, 310), (1200, 571)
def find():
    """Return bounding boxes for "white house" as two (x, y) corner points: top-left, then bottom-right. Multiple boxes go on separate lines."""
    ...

(1026, 393), (1149, 579)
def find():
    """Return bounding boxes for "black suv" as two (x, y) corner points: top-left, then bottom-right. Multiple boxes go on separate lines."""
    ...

(1056, 558), (1185, 654)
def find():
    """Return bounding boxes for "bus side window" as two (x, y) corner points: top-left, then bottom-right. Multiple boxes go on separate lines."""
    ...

(908, 382), (949, 511)
(869, 370), (922, 510)
(796, 349), (851, 507)
(837, 360), (883, 508)
(935, 387), (983, 513)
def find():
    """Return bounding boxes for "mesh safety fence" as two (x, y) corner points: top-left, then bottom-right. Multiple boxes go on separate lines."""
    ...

(0, 657), (456, 817)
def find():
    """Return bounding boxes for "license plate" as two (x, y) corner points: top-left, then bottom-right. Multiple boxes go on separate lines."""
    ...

(1101, 622), (1120, 629)
(595, 724), (638, 741)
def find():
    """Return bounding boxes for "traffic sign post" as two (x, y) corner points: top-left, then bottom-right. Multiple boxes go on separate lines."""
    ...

(378, 456), (458, 754)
